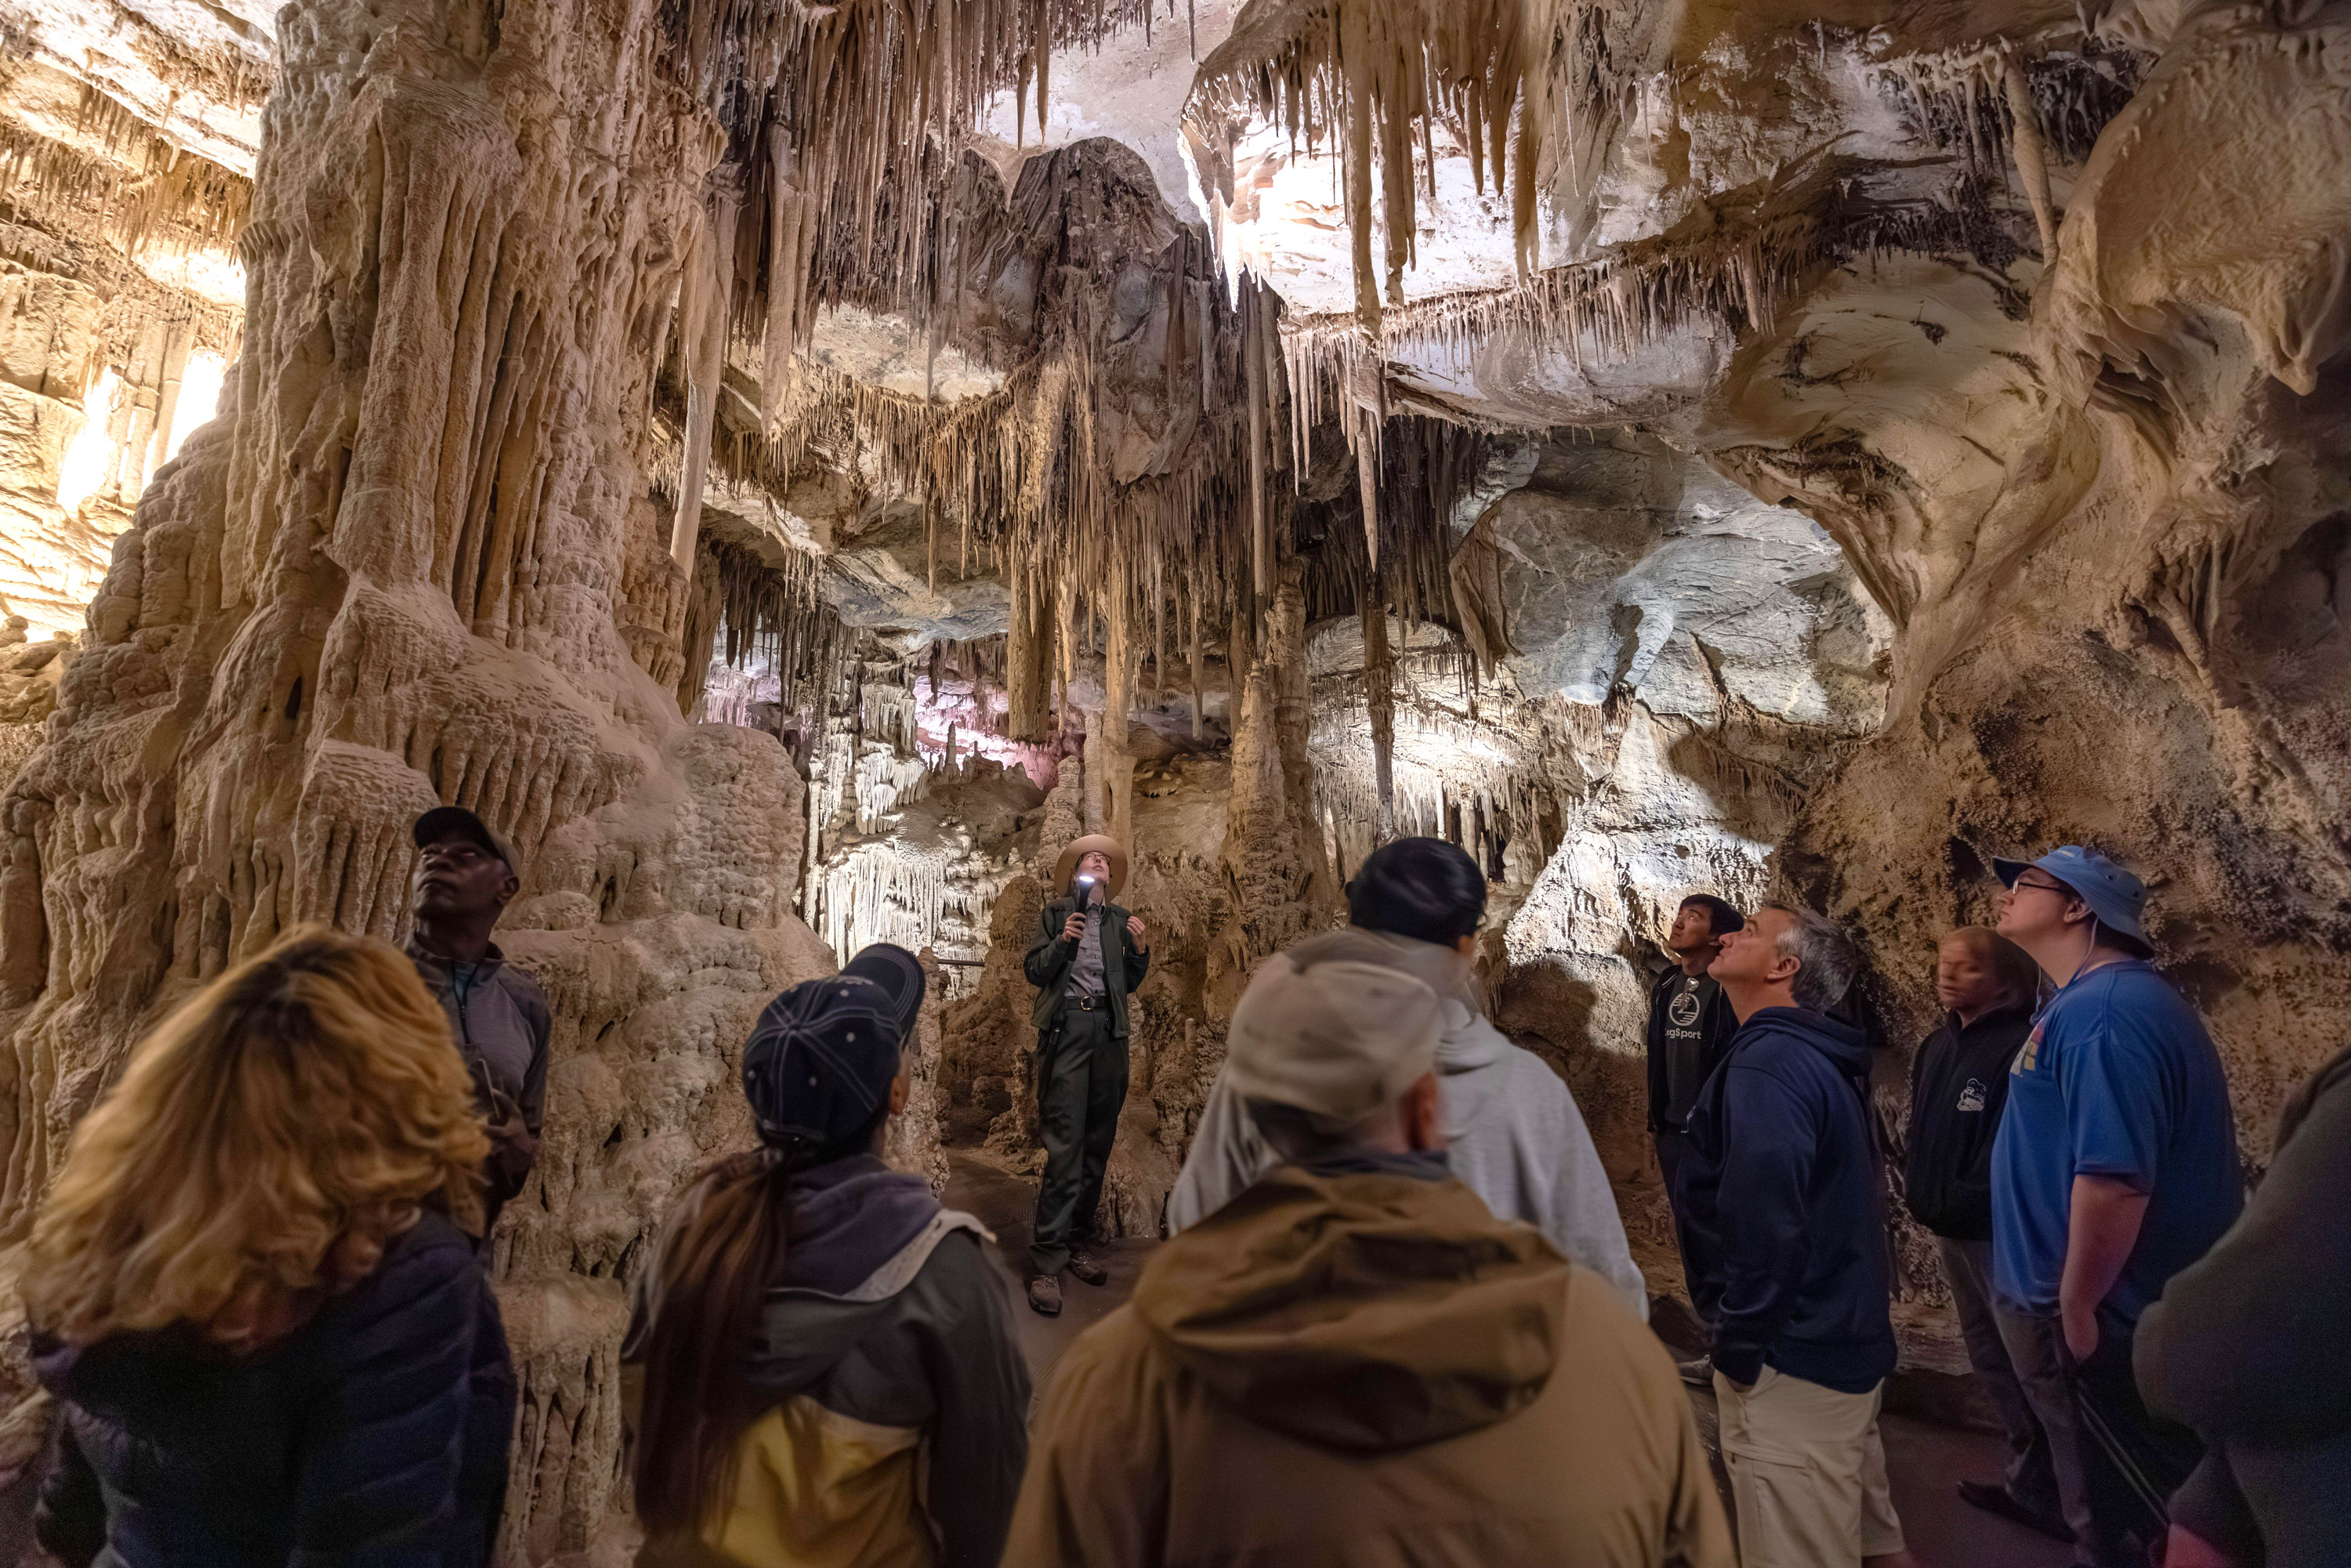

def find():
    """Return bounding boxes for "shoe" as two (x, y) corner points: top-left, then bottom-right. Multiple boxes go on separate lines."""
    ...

(1027, 1274), (1062, 1316)
(1068, 1248), (1108, 1287)
(1676, 1354), (1713, 1388)
(1956, 1480), (2073, 1543)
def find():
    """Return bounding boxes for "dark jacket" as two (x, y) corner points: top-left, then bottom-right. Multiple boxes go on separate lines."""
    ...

(626, 1154), (1031, 1568)
(1902, 1004), (2034, 1240)
(1674, 1006), (1897, 1394)
(33, 1211), (514, 1568)
(1645, 967), (1740, 1134)
(408, 937), (550, 1219)
(2138, 1044), (2351, 1566)
(1023, 897), (1149, 1041)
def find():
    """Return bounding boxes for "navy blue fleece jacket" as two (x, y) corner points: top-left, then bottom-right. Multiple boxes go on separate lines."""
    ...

(1673, 1005), (1897, 1393)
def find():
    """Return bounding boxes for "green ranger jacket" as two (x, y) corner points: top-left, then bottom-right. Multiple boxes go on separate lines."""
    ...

(1024, 897), (1150, 1041)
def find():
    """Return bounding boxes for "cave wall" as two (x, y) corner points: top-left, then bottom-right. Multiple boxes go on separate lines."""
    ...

(0, 0), (842, 1552)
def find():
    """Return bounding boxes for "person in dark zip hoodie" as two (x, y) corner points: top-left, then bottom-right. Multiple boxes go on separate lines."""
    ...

(624, 944), (1029, 1568)
(1902, 926), (2066, 1541)
(1677, 904), (1915, 1568)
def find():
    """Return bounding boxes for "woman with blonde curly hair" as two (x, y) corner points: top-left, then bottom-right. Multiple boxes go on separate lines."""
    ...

(23, 923), (517, 1567)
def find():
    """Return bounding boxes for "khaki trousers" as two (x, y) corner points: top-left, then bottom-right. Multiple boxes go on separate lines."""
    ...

(1715, 1367), (1904, 1566)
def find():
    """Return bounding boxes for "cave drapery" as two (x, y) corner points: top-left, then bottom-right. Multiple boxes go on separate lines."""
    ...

(0, 0), (2347, 1550)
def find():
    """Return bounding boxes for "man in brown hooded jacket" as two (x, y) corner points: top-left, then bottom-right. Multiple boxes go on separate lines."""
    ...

(1002, 933), (1732, 1568)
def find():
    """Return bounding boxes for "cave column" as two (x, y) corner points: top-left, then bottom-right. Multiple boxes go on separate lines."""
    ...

(138, 320), (194, 489)
(1005, 567), (1054, 741)
(1207, 563), (1339, 1016)
(1362, 581), (1396, 842)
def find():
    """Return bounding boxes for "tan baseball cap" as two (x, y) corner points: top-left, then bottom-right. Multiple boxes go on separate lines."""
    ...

(1223, 934), (1444, 1125)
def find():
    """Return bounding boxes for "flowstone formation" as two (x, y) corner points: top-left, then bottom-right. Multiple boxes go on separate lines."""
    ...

(0, 0), (2347, 1546)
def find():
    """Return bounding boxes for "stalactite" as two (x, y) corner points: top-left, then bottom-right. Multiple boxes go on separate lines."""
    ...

(1100, 581), (1138, 847)
(2002, 53), (2059, 266)
(0, 94), (254, 261)
(1244, 274), (1270, 608)
(1186, 0), (1572, 330)
(670, 165), (744, 572)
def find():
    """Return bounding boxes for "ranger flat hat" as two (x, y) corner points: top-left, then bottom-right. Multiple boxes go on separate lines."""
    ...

(1051, 834), (1128, 900)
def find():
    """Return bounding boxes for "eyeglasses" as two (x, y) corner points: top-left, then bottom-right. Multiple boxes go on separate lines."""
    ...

(2009, 875), (2071, 896)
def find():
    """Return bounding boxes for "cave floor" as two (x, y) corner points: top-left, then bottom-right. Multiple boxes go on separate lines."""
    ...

(945, 1153), (2074, 1568)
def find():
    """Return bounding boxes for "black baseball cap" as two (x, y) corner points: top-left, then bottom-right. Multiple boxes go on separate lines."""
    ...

(741, 974), (905, 1148)
(412, 805), (519, 874)
(840, 943), (927, 1041)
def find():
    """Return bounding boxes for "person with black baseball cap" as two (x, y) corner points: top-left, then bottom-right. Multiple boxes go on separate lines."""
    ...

(624, 945), (1029, 1568)
(407, 805), (549, 1236)
(1989, 846), (2244, 1567)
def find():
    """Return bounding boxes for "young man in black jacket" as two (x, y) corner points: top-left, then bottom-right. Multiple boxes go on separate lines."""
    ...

(1647, 893), (1743, 1338)
(1021, 834), (1149, 1316)
(1679, 904), (1917, 1568)
(1902, 927), (2065, 1542)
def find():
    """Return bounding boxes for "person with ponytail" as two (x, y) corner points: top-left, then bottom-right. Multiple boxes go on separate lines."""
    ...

(23, 925), (513, 1567)
(625, 944), (1030, 1568)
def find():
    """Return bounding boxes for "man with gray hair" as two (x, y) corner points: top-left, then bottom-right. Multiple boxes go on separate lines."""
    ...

(1004, 936), (1731, 1568)
(1674, 904), (1917, 1568)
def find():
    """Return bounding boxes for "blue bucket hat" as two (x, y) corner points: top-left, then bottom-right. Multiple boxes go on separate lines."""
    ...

(1991, 846), (2147, 943)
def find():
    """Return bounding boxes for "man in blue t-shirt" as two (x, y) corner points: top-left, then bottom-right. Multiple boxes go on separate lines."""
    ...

(1990, 846), (2244, 1568)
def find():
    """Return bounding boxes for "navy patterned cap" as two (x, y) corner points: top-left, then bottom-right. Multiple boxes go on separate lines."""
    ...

(741, 975), (904, 1147)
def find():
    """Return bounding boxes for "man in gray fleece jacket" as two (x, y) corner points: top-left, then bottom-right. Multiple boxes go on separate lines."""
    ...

(1167, 838), (1647, 1320)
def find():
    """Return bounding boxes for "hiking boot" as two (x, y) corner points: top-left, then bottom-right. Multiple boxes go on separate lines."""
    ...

(1027, 1273), (1063, 1316)
(1676, 1353), (1713, 1388)
(1068, 1248), (1108, 1287)
(1956, 1480), (2073, 1543)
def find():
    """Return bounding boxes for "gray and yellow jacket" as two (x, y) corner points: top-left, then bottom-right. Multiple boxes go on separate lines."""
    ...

(1023, 898), (1149, 1041)
(625, 1155), (1031, 1568)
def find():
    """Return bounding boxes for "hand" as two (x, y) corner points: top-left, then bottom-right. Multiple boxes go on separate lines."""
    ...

(1062, 911), (1085, 942)
(487, 1112), (538, 1181)
(2061, 1302), (2100, 1362)
(1126, 915), (1147, 950)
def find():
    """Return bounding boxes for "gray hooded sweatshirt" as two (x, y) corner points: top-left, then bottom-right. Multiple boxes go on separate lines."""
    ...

(1167, 930), (1649, 1320)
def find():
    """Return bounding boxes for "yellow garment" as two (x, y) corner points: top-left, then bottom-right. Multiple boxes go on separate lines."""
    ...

(640, 1396), (935, 1568)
